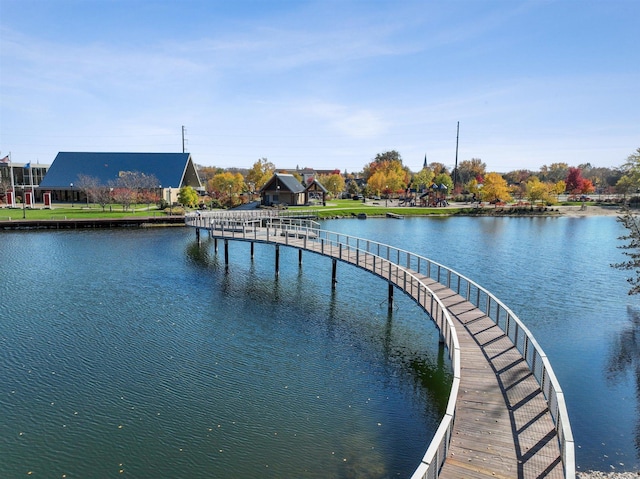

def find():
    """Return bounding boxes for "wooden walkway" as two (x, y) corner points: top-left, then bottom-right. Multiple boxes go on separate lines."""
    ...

(190, 219), (569, 479)
(424, 279), (563, 479)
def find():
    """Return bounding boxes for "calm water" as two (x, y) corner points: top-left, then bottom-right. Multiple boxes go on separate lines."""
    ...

(0, 228), (449, 478)
(1, 216), (638, 476)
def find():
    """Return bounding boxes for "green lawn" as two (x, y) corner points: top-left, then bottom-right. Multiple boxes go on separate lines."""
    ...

(0, 204), (173, 221)
(289, 199), (464, 218)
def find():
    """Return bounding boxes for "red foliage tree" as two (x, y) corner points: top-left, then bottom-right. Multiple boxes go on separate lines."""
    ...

(565, 167), (585, 194)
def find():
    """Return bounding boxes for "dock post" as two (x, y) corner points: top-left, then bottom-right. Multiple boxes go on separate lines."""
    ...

(388, 283), (394, 310)
(224, 239), (229, 272)
(214, 238), (218, 253)
(195, 228), (200, 244)
(298, 249), (303, 266)
(331, 259), (337, 289)
(275, 244), (280, 278)
(251, 242), (254, 259)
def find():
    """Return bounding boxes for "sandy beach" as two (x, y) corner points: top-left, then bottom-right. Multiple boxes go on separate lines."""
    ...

(554, 204), (622, 217)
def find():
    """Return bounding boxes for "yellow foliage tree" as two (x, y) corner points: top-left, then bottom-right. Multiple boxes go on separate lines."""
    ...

(481, 172), (512, 204)
(246, 158), (275, 191)
(317, 173), (345, 198)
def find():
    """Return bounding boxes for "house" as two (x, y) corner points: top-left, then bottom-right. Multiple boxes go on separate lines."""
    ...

(38, 152), (202, 204)
(259, 172), (306, 206)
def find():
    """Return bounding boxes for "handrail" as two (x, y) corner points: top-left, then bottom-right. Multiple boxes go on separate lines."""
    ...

(185, 211), (574, 478)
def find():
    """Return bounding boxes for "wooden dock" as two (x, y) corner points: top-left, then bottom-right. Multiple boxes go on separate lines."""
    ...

(186, 213), (573, 479)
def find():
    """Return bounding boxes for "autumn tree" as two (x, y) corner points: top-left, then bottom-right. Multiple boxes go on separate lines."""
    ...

(465, 179), (481, 198)
(317, 173), (345, 198)
(565, 167), (587, 194)
(525, 177), (559, 207)
(364, 151), (409, 181)
(208, 171), (245, 206)
(481, 172), (512, 205)
(178, 186), (199, 208)
(108, 171), (159, 211)
(363, 151), (410, 195)
(367, 171), (387, 196)
(456, 158), (486, 185)
(198, 166), (224, 184)
(410, 167), (435, 192)
(246, 158), (275, 191)
(539, 163), (569, 183)
(428, 162), (448, 176)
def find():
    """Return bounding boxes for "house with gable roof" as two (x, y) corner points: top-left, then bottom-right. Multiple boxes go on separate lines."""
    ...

(259, 172), (306, 206)
(39, 152), (202, 204)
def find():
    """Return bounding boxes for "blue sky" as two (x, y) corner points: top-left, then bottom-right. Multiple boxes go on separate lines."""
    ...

(1, 0), (639, 173)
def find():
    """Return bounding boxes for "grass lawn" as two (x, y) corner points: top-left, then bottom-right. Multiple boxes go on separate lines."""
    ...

(0, 204), (173, 221)
(289, 199), (464, 218)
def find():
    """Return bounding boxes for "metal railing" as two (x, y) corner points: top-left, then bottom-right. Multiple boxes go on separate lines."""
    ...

(185, 211), (575, 478)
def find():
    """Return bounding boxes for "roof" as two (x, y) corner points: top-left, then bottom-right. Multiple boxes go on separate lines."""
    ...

(39, 152), (201, 189)
(260, 172), (306, 194)
(305, 178), (328, 193)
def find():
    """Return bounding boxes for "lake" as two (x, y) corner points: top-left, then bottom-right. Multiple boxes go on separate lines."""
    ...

(1, 215), (638, 476)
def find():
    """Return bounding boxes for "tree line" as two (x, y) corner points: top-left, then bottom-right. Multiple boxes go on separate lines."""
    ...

(197, 147), (640, 207)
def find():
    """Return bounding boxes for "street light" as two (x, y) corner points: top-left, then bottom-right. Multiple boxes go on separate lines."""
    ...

(169, 187), (172, 216)
(70, 182), (74, 207)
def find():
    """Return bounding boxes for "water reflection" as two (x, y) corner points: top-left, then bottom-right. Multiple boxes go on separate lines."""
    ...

(606, 306), (640, 455)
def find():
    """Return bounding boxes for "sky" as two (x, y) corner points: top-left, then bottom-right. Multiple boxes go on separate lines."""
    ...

(1, 0), (639, 174)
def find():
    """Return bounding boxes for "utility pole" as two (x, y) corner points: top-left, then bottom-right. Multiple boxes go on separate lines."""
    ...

(453, 122), (459, 190)
(182, 125), (187, 153)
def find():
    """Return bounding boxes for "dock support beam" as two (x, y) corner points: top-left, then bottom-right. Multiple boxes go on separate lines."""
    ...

(224, 239), (229, 272)
(388, 283), (394, 310)
(331, 259), (337, 289)
(275, 245), (280, 278)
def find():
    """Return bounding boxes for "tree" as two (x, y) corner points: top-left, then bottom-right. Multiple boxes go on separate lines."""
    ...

(410, 167), (435, 193)
(457, 158), (486, 185)
(525, 177), (557, 206)
(198, 166), (224, 184)
(539, 163), (569, 183)
(566, 167), (586, 194)
(208, 172), (245, 206)
(76, 174), (100, 206)
(612, 206), (640, 295)
(428, 162), (448, 176)
(481, 172), (512, 204)
(615, 148), (640, 198)
(108, 171), (159, 211)
(317, 173), (345, 198)
(465, 178), (481, 198)
(346, 179), (360, 197)
(246, 158), (275, 191)
(367, 171), (387, 196)
(178, 186), (199, 208)
(363, 151), (410, 190)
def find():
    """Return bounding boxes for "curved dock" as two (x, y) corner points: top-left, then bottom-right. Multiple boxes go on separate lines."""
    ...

(185, 211), (574, 479)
